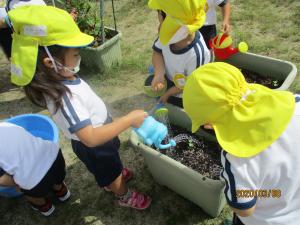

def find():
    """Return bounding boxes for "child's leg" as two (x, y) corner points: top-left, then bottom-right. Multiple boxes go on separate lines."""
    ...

(71, 138), (151, 210)
(51, 149), (71, 202)
(107, 172), (151, 210)
(25, 195), (46, 205)
(24, 195), (55, 217)
(20, 149), (69, 216)
(106, 173), (127, 195)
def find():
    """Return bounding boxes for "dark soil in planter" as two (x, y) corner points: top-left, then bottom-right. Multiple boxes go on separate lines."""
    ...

(241, 69), (283, 89)
(162, 125), (222, 180)
(91, 29), (116, 47)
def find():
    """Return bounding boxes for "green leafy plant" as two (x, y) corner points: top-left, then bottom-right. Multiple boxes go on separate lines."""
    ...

(56, 0), (112, 46)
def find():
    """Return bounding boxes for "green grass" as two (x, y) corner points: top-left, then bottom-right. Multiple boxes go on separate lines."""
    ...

(0, 0), (299, 224)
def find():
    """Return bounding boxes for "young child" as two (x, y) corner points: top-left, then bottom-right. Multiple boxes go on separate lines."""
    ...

(182, 62), (300, 225)
(8, 5), (151, 210)
(199, 0), (231, 49)
(0, 120), (70, 216)
(148, 0), (211, 108)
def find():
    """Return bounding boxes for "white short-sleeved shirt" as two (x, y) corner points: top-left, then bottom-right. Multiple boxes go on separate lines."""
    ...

(221, 95), (300, 225)
(204, 0), (227, 26)
(47, 77), (109, 141)
(0, 8), (6, 19)
(153, 31), (211, 97)
(1, 0), (46, 21)
(0, 122), (59, 190)
(5, 0), (45, 11)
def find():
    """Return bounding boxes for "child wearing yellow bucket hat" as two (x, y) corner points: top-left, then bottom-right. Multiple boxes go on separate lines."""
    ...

(9, 5), (151, 210)
(147, 0), (212, 108)
(183, 62), (300, 225)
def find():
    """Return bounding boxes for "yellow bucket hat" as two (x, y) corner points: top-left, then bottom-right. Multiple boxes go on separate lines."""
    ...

(182, 62), (295, 158)
(8, 5), (94, 86)
(148, 0), (206, 45)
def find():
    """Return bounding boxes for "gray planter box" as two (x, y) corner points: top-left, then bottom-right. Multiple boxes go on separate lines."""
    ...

(130, 103), (226, 217)
(222, 52), (297, 90)
(80, 27), (122, 73)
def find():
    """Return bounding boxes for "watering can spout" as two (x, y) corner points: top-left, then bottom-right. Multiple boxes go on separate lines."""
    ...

(158, 139), (176, 150)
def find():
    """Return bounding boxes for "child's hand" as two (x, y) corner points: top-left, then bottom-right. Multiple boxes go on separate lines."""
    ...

(151, 75), (166, 92)
(221, 21), (231, 34)
(127, 110), (148, 128)
(159, 92), (170, 104)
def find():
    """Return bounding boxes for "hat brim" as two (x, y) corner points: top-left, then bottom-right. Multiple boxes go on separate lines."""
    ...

(148, 0), (160, 9)
(191, 120), (201, 133)
(159, 16), (181, 45)
(56, 32), (94, 48)
(212, 87), (295, 158)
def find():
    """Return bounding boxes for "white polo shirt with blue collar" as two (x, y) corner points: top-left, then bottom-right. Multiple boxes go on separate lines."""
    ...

(221, 95), (300, 225)
(47, 77), (109, 141)
(153, 31), (211, 85)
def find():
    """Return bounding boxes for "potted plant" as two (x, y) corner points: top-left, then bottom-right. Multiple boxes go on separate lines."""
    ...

(221, 52), (297, 90)
(58, 0), (122, 72)
(130, 104), (227, 217)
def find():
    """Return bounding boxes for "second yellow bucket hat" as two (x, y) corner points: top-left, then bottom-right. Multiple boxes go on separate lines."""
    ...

(8, 5), (94, 86)
(182, 62), (295, 158)
(148, 0), (207, 45)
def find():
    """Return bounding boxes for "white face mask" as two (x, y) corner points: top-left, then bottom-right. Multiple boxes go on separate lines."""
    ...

(168, 25), (189, 44)
(44, 46), (81, 74)
(55, 57), (81, 74)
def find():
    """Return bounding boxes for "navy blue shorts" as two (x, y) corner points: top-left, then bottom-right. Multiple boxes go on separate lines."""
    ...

(199, 24), (217, 49)
(165, 77), (183, 108)
(0, 27), (12, 59)
(71, 137), (123, 187)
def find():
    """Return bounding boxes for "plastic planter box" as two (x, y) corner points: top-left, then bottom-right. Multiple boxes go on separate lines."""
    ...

(222, 52), (297, 90)
(130, 104), (226, 217)
(80, 27), (122, 73)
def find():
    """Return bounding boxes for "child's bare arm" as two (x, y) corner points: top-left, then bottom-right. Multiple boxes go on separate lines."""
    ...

(0, 173), (16, 186)
(231, 205), (256, 217)
(159, 86), (182, 103)
(75, 110), (147, 147)
(151, 51), (166, 91)
(221, 2), (231, 34)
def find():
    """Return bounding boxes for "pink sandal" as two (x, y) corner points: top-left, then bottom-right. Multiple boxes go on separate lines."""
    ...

(118, 190), (151, 210)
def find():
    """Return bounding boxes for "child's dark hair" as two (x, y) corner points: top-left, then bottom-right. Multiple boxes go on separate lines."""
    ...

(23, 45), (70, 113)
(158, 10), (166, 20)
